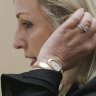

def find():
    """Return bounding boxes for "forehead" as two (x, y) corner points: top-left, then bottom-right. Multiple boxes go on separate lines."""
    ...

(15, 0), (40, 16)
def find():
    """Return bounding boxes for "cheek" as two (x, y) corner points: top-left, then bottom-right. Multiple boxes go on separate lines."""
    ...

(28, 28), (53, 56)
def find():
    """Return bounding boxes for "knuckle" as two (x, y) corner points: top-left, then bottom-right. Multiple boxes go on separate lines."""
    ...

(69, 17), (79, 26)
(69, 21), (74, 26)
(73, 17), (80, 22)
(83, 19), (92, 27)
(87, 19), (92, 25)
(83, 12), (92, 26)
(59, 27), (68, 34)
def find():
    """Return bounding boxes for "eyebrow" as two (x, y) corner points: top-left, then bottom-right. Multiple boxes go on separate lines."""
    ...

(16, 12), (31, 18)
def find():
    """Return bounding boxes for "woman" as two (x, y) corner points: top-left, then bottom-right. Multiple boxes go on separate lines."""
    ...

(1, 0), (96, 96)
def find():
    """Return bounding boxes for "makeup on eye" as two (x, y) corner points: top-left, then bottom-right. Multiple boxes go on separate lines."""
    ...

(22, 20), (33, 29)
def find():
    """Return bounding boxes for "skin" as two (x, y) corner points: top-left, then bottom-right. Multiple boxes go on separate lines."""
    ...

(14, 0), (96, 71)
(37, 9), (96, 71)
(14, 0), (54, 59)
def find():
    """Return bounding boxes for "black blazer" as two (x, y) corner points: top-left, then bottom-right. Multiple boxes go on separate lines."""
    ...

(1, 69), (96, 96)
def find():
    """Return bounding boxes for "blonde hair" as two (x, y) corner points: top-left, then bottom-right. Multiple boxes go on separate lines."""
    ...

(38, 0), (96, 95)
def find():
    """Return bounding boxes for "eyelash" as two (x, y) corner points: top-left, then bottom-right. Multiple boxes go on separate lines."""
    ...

(22, 21), (33, 29)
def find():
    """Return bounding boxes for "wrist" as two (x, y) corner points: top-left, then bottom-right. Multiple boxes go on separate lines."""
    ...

(37, 56), (65, 71)
(35, 56), (64, 72)
(32, 62), (53, 70)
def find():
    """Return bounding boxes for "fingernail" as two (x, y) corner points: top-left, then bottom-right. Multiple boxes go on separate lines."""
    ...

(79, 8), (84, 11)
(81, 8), (84, 11)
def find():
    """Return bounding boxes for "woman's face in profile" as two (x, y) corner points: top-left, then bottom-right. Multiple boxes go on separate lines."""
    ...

(13, 0), (53, 62)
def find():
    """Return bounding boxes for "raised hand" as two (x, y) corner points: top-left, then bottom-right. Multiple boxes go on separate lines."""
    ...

(37, 8), (96, 71)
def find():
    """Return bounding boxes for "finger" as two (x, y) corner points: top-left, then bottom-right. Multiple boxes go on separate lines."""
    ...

(90, 18), (96, 33)
(76, 12), (92, 33)
(85, 18), (96, 39)
(83, 33), (96, 54)
(61, 8), (84, 29)
(61, 12), (92, 41)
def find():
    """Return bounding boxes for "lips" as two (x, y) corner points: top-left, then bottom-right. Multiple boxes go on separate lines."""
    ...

(25, 56), (37, 66)
(30, 57), (37, 66)
(30, 58), (37, 66)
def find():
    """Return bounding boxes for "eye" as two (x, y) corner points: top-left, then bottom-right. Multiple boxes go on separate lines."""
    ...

(22, 20), (33, 29)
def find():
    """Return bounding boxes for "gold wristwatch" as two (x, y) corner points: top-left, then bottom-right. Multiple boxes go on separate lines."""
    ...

(48, 59), (62, 72)
(33, 58), (63, 72)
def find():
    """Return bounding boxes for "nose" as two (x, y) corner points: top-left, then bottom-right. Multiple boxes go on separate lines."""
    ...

(13, 33), (26, 49)
(13, 40), (25, 49)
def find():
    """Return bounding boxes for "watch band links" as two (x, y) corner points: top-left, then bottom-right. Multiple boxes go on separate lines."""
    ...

(33, 62), (53, 70)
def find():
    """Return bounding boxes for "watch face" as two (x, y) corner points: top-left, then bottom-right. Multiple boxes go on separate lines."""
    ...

(49, 59), (62, 71)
